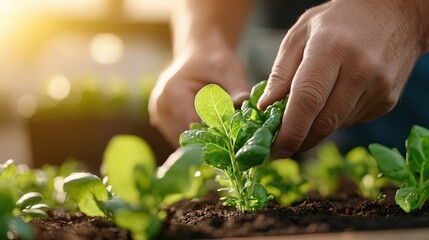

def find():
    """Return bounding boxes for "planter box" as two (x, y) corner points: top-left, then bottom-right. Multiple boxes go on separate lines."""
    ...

(27, 115), (174, 174)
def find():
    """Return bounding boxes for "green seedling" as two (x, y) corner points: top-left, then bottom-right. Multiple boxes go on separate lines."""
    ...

(0, 159), (62, 240)
(258, 158), (310, 206)
(344, 147), (391, 200)
(63, 135), (204, 240)
(180, 81), (286, 211)
(303, 142), (343, 197)
(369, 125), (429, 212)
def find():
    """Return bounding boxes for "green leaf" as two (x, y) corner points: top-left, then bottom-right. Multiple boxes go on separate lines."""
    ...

(395, 186), (419, 213)
(156, 146), (202, 197)
(249, 81), (267, 108)
(180, 128), (231, 170)
(22, 208), (48, 220)
(16, 192), (43, 210)
(406, 125), (429, 174)
(103, 135), (156, 204)
(114, 210), (161, 240)
(252, 183), (269, 206)
(234, 120), (260, 152)
(229, 111), (244, 143)
(369, 144), (414, 184)
(0, 159), (17, 180)
(202, 144), (232, 170)
(63, 172), (108, 217)
(236, 127), (273, 171)
(0, 180), (15, 214)
(262, 104), (283, 134)
(195, 84), (235, 135)
(180, 128), (228, 149)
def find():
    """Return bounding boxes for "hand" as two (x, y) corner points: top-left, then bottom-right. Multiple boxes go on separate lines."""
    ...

(257, 0), (429, 157)
(149, 48), (250, 147)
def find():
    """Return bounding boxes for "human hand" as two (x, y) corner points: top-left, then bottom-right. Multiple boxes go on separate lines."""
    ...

(149, 48), (250, 147)
(257, 0), (429, 157)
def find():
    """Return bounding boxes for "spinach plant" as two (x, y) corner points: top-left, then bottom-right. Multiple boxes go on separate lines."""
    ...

(63, 135), (204, 240)
(369, 125), (429, 212)
(180, 81), (286, 211)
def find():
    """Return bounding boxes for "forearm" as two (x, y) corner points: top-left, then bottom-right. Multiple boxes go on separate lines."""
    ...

(171, 0), (254, 56)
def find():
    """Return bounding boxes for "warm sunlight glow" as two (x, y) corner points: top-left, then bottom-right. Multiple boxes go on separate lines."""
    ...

(0, 2), (18, 37)
(89, 33), (124, 65)
(47, 75), (71, 101)
(17, 94), (37, 118)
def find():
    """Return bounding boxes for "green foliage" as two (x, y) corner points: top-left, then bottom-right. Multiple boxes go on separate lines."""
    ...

(304, 142), (390, 200)
(343, 147), (390, 200)
(63, 136), (204, 240)
(0, 159), (71, 240)
(258, 158), (310, 206)
(180, 81), (286, 212)
(63, 173), (108, 216)
(369, 125), (429, 212)
(103, 135), (156, 204)
(303, 142), (343, 197)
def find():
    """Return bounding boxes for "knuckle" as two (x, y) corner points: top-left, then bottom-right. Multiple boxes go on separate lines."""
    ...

(312, 115), (338, 138)
(282, 128), (306, 153)
(296, 82), (326, 114)
(269, 63), (294, 83)
(314, 29), (355, 59)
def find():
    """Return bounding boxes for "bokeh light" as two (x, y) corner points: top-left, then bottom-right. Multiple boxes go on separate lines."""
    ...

(89, 33), (124, 65)
(17, 94), (37, 118)
(47, 75), (71, 101)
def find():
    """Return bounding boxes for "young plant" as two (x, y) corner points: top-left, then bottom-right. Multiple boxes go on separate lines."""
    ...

(369, 125), (429, 212)
(180, 81), (286, 212)
(0, 159), (56, 240)
(258, 158), (310, 206)
(303, 142), (344, 197)
(343, 146), (391, 200)
(63, 135), (204, 240)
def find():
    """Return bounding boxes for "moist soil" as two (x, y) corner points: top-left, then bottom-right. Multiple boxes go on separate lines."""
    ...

(31, 189), (429, 240)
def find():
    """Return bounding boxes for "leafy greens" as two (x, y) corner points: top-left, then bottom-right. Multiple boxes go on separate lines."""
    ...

(180, 81), (286, 212)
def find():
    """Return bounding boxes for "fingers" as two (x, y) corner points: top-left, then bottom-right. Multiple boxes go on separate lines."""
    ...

(257, 24), (307, 111)
(298, 61), (367, 151)
(272, 36), (341, 158)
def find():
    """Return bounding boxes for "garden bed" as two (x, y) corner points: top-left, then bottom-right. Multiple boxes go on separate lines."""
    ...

(31, 189), (429, 240)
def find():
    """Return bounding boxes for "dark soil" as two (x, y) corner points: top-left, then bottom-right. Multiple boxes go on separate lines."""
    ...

(31, 189), (429, 240)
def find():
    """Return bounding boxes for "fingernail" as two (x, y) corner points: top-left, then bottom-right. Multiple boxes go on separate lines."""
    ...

(258, 91), (268, 104)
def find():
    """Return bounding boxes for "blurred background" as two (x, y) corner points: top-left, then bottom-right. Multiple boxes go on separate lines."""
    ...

(2, 0), (428, 173)
(0, 0), (175, 173)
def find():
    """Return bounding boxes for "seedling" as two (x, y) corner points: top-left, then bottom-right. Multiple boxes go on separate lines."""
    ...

(369, 125), (429, 212)
(0, 160), (57, 240)
(180, 81), (286, 211)
(63, 135), (204, 240)
(343, 146), (390, 200)
(258, 158), (310, 206)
